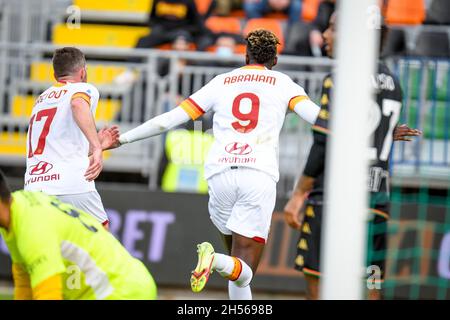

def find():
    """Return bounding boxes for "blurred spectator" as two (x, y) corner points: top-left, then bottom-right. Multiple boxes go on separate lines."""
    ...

(207, 33), (244, 67)
(284, 0), (335, 56)
(381, 28), (407, 58)
(215, 0), (243, 16)
(135, 0), (211, 51)
(215, 34), (237, 57)
(244, 0), (302, 25)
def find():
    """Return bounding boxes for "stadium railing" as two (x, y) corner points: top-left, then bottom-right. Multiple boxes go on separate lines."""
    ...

(389, 57), (450, 186)
(0, 0), (69, 43)
(0, 42), (333, 194)
(0, 42), (448, 194)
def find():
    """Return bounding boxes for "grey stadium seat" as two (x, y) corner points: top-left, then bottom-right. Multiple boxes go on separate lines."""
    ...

(413, 30), (450, 58)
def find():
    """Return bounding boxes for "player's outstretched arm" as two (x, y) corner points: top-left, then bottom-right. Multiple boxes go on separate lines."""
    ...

(71, 97), (103, 181)
(97, 125), (120, 151)
(284, 134), (326, 230)
(393, 124), (422, 141)
(115, 106), (191, 147)
(284, 175), (315, 230)
(291, 97), (321, 125)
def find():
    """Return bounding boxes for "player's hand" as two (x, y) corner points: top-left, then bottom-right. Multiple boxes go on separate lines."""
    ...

(393, 124), (422, 141)
(284, 192), (307, 230)
(85, 147), (103, 181)
(310, 30), (324, 48)
(98, 126), (120, 150)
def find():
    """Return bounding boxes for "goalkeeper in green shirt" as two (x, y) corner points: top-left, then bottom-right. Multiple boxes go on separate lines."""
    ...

(0, 170), (157, 300)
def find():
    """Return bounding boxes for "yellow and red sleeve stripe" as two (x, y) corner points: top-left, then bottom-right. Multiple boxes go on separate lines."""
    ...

(370, 208), (389, 220)
(227, 257), (243, 281)
(180, 98), (205, 120)
(33, 274), (63, 300)
(302, 267), (321, 278)
(12, 263), (32, 300)
(71, 92), (91, 105)
(288, 95), (309, 111)
(312, 125), (330, 135)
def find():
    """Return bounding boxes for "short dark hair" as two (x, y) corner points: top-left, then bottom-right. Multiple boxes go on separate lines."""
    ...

(52, 47), (86, 78)
(0, 170), (11, 203)
(245, 29), (280, 65)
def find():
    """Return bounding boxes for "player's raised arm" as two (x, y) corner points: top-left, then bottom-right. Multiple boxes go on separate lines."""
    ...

(284, 131), (326, 230)
(118, 106), (191, 146)
(118, 76), (217, 147)
(287, 81), (321, 125)
(71, 96), (103, 181)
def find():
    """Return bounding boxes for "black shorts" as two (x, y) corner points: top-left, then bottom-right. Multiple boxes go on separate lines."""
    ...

(294, 200), (388, 280)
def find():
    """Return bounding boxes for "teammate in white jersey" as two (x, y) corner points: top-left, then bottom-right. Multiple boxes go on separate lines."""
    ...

(24, 47), (118, 227)
(111, 29), (320, 299)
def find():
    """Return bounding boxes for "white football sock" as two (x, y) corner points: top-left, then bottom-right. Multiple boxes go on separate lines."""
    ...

(228, 280), (252, 300)
(213, 253), (253, 287)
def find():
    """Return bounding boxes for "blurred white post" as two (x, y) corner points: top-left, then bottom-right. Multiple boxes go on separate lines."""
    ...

(320, 0), (379, 299)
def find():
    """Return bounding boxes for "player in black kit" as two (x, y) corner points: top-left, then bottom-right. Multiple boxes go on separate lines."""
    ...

(283, 13), (422, 300)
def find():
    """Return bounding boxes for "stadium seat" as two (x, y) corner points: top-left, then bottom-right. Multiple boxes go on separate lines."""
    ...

(385, 0), (426, 25)
(243, 18), (285, 52)
(205, 16), (242, 34)
(301, 0), (321, 22)
(426, 0), (450, 25)
(0, 132), (27, 156)
(30, 62), (127, 85)
(11, 95), (121, 122)
(53, 23), (149, 48)
(413, 30), (450, 58)
(264, 12), (288, 20)
(73, 0), (152, 13)
(229, 9), (246, 18)
(382, 28), (407, 57)
(195, 0), (214, 16)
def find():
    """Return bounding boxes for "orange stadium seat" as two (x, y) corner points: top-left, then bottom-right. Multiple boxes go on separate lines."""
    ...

(53, 23), (149, 48)
(264, 12), (288, 20)
(385, 0), (425, 25)
(11, 95), (121, 122)
(0, 132), (27, 156)
(73, 0), (152, 13)
(30, 62), (127, 85)
(243, 18), (285, 52)
(229, 10), (246, 18)
(195, 0), (214, 16)
(302, 0), (321, 22)
(206, 16), (242, 34)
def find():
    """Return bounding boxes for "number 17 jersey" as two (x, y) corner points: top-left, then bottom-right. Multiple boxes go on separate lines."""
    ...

(24, 82), (99, 195)
(179, 65), (317, 182)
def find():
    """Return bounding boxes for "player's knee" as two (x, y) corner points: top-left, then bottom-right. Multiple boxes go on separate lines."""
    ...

(233, 258), (253, 288)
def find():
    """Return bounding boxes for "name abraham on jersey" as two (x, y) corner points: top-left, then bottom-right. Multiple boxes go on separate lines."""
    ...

(224, 74), (276, 86)
(225, 142), (253, 155)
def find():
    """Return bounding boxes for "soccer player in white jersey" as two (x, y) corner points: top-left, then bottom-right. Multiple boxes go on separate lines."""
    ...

(24, 47), (118, 228)
(112, 29), (321, 299)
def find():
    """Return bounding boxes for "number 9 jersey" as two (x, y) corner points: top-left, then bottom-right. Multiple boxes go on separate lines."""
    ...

(179, 65), (320, 182)
(24, 82), (99, 195)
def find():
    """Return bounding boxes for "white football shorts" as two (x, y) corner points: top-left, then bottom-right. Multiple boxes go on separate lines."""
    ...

(207, 167), (277, 243)
(56, 191), (109, 225)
